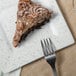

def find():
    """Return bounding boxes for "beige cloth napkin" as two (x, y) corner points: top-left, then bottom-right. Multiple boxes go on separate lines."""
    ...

(21, 0), (76, 76)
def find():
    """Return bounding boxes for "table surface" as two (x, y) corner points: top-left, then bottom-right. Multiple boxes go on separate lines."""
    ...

(21, 0), (76, 76)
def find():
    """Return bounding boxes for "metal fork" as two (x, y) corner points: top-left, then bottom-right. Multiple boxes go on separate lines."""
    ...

(41, 38), (57, 76)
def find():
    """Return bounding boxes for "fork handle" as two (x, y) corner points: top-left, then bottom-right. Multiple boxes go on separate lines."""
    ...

(49, 63), (57, 76)
(52, 67), (57, 76)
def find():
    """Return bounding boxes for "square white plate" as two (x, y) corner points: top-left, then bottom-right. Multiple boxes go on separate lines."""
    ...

(0, 0), (75, 73)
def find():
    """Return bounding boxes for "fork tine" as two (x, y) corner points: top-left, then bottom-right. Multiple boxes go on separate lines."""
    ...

(41, 40), (47, 56)
(41, 38), (56, 56)
(49, 38), (56, 53)
(46, 39), (52, 54)
(43, 39), (48, 55)
(49, 38), (54, 53)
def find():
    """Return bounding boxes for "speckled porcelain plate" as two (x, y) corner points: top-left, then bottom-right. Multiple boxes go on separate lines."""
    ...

(0, 0), (75, 73)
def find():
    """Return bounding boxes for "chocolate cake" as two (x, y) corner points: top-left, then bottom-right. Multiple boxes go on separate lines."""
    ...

(13, 0), (52, 47)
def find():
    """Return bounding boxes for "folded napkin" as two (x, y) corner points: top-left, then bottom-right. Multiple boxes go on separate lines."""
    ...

(0, 0), (21, 75)
(3, 69), (21, 76)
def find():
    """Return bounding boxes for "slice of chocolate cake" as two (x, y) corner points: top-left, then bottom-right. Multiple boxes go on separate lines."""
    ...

(13, 0), (52, 47)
